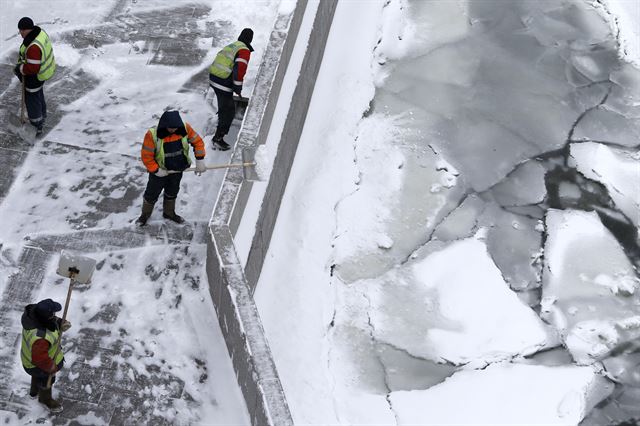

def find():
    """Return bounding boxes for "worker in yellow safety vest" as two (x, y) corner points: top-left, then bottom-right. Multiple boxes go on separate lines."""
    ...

(208, 28), (254, 151)
(14, 17), (56, 137)
(21, 299), (70, 412)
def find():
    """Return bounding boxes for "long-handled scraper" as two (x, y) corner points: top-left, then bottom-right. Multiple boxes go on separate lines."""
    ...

(46, 251), (97, 389)
(169, 147), (266, 181)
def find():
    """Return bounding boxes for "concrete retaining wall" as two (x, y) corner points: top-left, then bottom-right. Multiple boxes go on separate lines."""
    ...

(244, 0), (338, 293)
(206, 1), (338, 425)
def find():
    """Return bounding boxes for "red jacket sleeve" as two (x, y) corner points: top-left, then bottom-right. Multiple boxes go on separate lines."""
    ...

(21, 44), (42, 75)
(232, 48), (251, 92)
(32, 339), (56, 372)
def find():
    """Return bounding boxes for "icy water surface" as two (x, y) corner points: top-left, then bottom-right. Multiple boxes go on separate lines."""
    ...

(332, 0), (640, 423)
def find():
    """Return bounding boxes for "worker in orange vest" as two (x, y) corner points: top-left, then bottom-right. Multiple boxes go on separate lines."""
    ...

(136, 110), (207, 226)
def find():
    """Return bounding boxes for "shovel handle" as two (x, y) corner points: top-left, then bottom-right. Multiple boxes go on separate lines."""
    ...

(46, 274), (75, 389)
(168, 162), (256, 174)
(20, 79), (27, 124)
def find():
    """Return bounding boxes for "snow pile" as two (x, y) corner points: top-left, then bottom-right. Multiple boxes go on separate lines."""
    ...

(389, 363), (613, 426)
(542, 209), (640, 364)
(366, 236), (552, 364)
(252, 144), (272, 182)
(569, 142), (640, 230)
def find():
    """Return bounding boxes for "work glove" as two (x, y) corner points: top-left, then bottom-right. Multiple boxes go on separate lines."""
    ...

(13, 64), (22, 81)
(195, 159), (206, 176)
(155, 168), (169, 177)
(61, 320), (71, 332)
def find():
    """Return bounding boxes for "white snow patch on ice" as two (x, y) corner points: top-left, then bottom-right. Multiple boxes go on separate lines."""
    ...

(596, 0), (640, 66)
(542, 209), (640, 364)
(332, 112), (406, 266)
(367, 237), (551, 364)
(389, 363), (613, 426)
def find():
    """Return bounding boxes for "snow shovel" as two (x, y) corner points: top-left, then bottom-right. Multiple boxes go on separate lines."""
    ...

(169, 147), (263, 181)
(46, 251), (97, 389)
(233, 95), (249, 121)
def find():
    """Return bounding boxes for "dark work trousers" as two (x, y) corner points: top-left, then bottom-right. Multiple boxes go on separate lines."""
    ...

(143, 172), (183, 204)
(25, 85), (47, 129)
(213, 87), (235, 137)
(24, 363), (62, 390)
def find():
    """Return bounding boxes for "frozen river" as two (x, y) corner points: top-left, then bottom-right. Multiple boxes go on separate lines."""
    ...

(257, 0), (640, 424)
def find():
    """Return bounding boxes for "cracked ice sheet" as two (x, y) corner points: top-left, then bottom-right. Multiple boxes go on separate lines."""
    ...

(331, 0), (472, 284)
(8, 245), (248, 424)
(542, 209), (640, 365)
(569, 142), (640, 231)
(376, 0), (626, 192)
(364, 236), (554, 365)
(327, 295), (397, 425)
(332, 110), (463, 283)
(389, 363), (613, 426)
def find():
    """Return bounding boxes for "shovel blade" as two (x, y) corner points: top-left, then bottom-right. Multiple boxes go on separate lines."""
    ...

(241, 147), (261, 181)
(57, 251), (97, 284)
(233, 95), (249, 121)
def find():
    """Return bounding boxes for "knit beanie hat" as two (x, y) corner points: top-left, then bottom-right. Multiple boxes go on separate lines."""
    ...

(18, 17), (34, 30)
(238, 28), (253, 45)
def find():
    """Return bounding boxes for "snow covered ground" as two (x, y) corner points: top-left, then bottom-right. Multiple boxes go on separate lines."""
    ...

(256, 0), (640, 424)
(0, 0), (282, 423)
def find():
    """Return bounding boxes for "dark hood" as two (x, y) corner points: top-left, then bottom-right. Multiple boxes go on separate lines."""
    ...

(22, 304), (57, 331)
(238, 28), (254, 52)
(22, 26), (42, 48)
(157, 110), (187, 139)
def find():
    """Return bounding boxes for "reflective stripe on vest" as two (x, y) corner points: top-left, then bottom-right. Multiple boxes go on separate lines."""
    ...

(208, 41), (247, 79)
(149, 127), (191, 169)
(21, 327), (64, 369)
(18, 30), (56, 82)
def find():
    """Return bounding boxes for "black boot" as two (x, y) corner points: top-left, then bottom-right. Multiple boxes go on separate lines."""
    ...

(211, 130), (230, 151)
(162, 198), (185, 224)
(38, 386), (63, 413)
(29, 376), (38, 398)
(136, 199), (155, 226)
